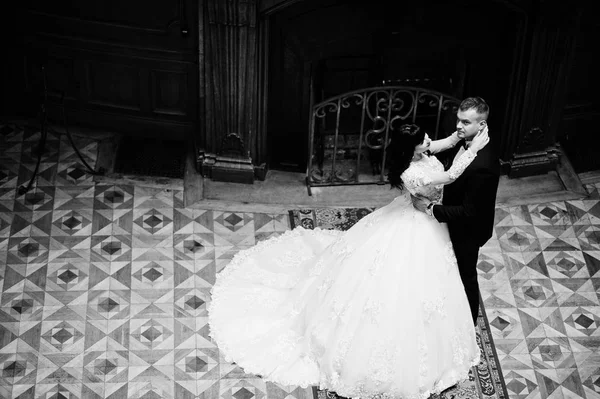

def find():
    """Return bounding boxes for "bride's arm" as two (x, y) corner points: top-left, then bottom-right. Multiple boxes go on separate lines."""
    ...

(402, 148), (477, 195)
(424, 148), (478, 185)
(427, 131), (461, 154)
(402, 132), (487, 194)
(428, 125), (489, 154)
(424, 127), (489, 185)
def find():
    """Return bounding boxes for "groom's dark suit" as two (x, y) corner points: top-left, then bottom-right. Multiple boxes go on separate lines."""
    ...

(432, 140), (500, 324)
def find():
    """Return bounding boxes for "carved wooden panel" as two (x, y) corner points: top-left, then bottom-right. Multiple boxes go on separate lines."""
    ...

(14, 0), (199, 139)
(20, 1), (193, 49)
(151, 70), (188, 116)
(23, 52), (77, 102)
(85, 61), (141, 111)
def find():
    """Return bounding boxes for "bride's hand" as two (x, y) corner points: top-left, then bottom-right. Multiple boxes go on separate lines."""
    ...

(410, 194), (429, 213)
(470, 126), (490, 153)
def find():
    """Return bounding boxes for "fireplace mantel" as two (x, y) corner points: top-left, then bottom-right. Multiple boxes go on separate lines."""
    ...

(195, 0), (585, 182)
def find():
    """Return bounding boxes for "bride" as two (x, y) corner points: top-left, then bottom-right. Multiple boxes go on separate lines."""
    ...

(208, 123), (490, 399)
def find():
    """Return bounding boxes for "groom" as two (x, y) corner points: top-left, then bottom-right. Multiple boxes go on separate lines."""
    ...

(413, 97), (500, 325)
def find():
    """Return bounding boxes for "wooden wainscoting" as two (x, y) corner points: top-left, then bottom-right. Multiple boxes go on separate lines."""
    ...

(13, 1), (199, 140)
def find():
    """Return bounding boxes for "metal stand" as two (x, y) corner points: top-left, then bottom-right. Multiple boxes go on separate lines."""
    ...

(18, 66), (104, 196)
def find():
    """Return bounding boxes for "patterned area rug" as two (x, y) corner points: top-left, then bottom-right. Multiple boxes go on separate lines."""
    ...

(289, 208), (509, 399)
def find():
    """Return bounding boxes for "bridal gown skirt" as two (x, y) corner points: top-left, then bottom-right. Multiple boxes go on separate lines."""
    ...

(208, 195), (480, 399)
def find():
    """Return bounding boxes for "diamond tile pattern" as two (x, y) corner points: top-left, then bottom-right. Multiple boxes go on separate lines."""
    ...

(0, 123), (297, 399)
(484, 201), (600, 399)
(2, 122), (600, 399)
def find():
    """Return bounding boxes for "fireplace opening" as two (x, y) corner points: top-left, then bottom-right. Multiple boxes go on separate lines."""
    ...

(265, 0), (520, 173)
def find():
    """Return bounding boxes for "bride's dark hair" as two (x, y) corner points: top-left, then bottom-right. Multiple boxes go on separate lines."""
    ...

(387, 123), (425, 190)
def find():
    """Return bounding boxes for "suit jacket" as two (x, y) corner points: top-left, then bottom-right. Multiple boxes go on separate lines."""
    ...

(432, 141), (501, 247)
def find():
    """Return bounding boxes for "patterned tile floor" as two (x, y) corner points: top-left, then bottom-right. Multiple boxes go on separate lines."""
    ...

(1, 123), (600, 399)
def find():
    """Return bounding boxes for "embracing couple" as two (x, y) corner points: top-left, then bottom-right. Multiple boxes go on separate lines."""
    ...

(208, 97), (501, 399)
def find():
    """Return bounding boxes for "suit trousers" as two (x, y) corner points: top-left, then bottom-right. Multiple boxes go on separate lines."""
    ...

(451, 235), (481, 325)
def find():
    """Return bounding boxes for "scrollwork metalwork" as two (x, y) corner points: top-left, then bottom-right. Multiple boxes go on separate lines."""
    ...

(364, 90), (394, 121)
(341, 93), (365, 109)
(417, 91), (441, 108)
(389, 89), (416, 120)
(364, 116), (388, 150)
(389, 115), (404, 131)
(314, 102), (339, 118)
(391, 97), (405, 112)
(334, 167), (355, 182)
(441, 98), (460, 112)
(307, 86), (461, 190)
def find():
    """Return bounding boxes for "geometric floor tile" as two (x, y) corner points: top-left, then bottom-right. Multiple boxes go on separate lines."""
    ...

(563, 306), (600, 336)
(4, 121), (600, 399)
(504, 370), (538, 399)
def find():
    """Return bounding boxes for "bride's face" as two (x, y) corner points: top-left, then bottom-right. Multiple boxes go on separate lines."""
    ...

(414, 134), (431, 154)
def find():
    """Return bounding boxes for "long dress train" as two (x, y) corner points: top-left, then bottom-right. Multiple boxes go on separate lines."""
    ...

(208, 152), (480, 399)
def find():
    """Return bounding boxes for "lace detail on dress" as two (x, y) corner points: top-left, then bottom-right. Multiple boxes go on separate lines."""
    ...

(318, 277), (334, 294)
(452, 328), (471, 367)
(400, 149), (476, 202)
(239, 262), (301, 288)
(209, 227), (337, 365)
(418, 336), (429, 389)
(447, 148), (476, 180)
(310, 328), (328, 358)
(364, 211), (382, 228)
(423, 296), (447, 323)
(400, 155), (444, 201)
(401, 166), (433, 194)
(321, 370), (342, 391)
(273, 331), (302, 363)
(331, 237), (354, 259)
(333, 339), (351, 370)
(290, 300), (303, 316)
(309, 258), (325, 277)
(275, 249), (314, 269)
(330, 300), (348, 323)
(242, 287), (280, 310)
(211, 227), (338, 283)
(369, 248), (385, 276)
(363, 299), (382, 324)
(444, 241), (458, 271)
(368, 344), (395, 386)
(209, 210), (483, 398)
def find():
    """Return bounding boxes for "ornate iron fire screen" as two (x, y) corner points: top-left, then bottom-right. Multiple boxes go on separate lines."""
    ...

(306, 86), (461, 195)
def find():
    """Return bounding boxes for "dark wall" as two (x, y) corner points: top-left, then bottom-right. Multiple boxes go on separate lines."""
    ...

(1, 4), (20, 119)
(266, 0), (521, 171)
(558, 7), (600, 173)
(4, 0), (199, 140)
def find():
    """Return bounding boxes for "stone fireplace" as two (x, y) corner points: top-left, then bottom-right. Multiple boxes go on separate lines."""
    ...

(196, 0), (580, 183)
(264, 0), (520, 172)
(7, 0), (585, 185)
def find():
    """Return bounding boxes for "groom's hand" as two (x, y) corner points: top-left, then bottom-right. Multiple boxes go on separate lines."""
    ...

(411, 194), (429, 213)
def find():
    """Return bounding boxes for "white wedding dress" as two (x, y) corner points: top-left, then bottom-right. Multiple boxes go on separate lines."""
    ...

(208, 152), (480, 399)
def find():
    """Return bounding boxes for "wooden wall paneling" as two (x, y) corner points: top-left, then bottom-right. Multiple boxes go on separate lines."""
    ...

(151, 70), (189, 117)
(84, 60), (142, 111)
(14, 0), (199, 140)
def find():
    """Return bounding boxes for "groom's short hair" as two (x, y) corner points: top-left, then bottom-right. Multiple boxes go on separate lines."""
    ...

(459, 97), (489, 120)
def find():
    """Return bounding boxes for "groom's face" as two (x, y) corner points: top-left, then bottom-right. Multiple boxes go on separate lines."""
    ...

(456, 108), (485, 140)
